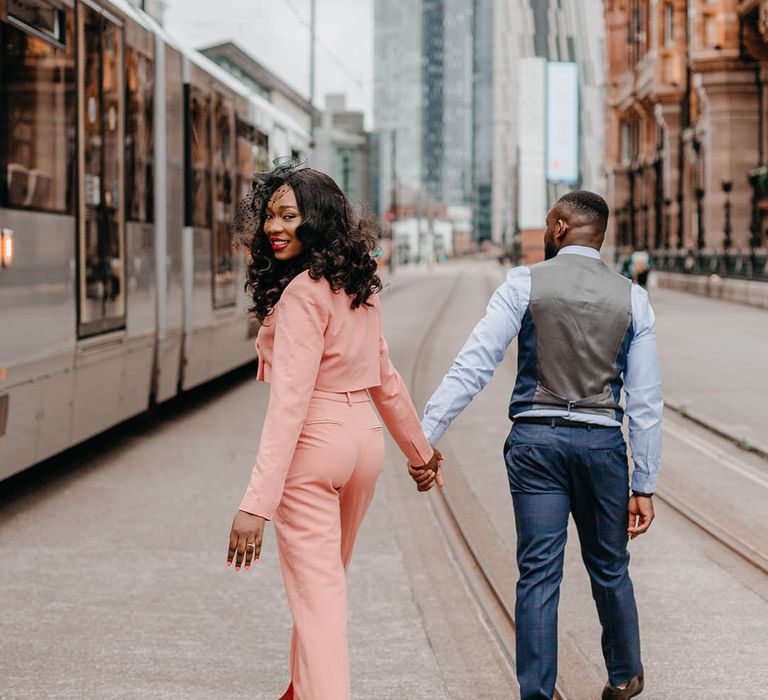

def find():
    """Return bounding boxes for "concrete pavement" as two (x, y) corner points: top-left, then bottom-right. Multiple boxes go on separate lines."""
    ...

(2, 259), (766, 699)
(649, 284), (768, 456)
(403, 261), (768, 699)
(0, 273), (514, 699)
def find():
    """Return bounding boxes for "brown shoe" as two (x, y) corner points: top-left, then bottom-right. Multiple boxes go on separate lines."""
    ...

(601, 671), (644, 699)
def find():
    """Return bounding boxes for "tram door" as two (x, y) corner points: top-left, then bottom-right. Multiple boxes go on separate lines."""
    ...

(77, 3), (124, 337)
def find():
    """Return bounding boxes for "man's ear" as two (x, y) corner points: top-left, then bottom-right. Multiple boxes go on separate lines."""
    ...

(556, 219), (568, 241)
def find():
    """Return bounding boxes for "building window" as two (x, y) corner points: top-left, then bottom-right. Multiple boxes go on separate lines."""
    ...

(0, 5), (75, 213)
(664, 3), (674, 48)
(621, 122), (633, 166)
(125, 47), (154, 223)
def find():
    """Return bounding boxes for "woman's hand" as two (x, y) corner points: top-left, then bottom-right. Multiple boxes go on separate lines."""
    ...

(227, 510), (267, 571)
(408, 449), (444, 492)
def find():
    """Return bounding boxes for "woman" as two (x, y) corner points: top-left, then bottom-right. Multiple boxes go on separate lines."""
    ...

(226, 163), (442, 700)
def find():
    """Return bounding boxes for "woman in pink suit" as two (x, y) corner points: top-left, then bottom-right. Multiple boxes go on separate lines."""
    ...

(226, 163), (442, 700)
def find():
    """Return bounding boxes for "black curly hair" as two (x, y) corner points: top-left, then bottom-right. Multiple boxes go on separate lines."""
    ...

(235, 162), (383, 322)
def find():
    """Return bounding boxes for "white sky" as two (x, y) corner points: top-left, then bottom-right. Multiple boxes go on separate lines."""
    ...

(163, 0), (374, 127)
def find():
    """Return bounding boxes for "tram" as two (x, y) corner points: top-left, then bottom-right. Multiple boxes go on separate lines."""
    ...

(0, 0), (309, 479)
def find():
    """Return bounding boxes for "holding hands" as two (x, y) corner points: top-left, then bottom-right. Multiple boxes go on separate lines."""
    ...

(408, 449), (444, 492)
(228, 448), (444, 573)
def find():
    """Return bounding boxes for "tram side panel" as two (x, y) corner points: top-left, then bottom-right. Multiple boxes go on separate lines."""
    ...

(181, 61), (213, 389)
(122, 15), (157, 417)
(0, 6), (79, 479)
(153, 40), (185, 403)
(70, 2), (153, 447)
(180, 61), (254, 391)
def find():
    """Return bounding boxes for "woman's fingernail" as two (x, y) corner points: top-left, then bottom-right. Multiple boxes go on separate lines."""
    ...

(235, 566), (240, 571)
(245, 565), (250, 571)
(226, 561), (231, 567)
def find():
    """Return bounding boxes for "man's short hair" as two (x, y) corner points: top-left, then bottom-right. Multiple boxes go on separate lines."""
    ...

(556, 190), (609, 231)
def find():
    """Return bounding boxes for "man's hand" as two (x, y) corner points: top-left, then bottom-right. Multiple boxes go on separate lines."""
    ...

(627, 495), (654, 539)
(227, 510), (267, 571)
(408, 449), (444, 492)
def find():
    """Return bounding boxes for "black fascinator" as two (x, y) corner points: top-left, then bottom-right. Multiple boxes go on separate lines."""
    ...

(234, 157), (308, 245)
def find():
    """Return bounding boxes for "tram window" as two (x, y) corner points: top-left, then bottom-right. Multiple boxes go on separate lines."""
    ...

(235, 118), (269, 201)
(125, 47), (154, 223)
(0, 8), (75, 214)
(78, 6), (125, 335)
(7, 0), (66, 45)
(188, 86), (211, 228)
(212, 94), (236, 307)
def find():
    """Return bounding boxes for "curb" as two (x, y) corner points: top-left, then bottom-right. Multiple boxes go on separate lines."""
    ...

(664, 400), (768, 462)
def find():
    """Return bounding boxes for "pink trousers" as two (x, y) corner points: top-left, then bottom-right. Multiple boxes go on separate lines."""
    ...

(273, 389), (385, 700)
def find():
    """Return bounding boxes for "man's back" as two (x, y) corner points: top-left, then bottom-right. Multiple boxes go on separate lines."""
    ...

(419, 190), (660, 700)
(511, 254), (633, 421)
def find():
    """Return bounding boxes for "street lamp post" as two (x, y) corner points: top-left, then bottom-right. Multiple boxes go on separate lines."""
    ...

(628, 167), (637, 248)
(641, 163), (650, 249)
(642, 202), (650, 249)
(653, 155), (663, 249)
(692, 136), (705, 253)
(695, 187), (705, 251)
(722, 180), (733, 250)
(676, 190), (684, 249)
(309, 0), (316, 139)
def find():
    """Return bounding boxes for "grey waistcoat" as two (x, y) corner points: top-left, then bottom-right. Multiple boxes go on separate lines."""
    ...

(509, 254), (634, 422)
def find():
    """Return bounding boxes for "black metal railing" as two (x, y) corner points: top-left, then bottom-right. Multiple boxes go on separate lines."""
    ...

(651, 248), (768, 281)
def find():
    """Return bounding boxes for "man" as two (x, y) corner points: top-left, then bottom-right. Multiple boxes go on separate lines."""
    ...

(412, 191), (662, 700)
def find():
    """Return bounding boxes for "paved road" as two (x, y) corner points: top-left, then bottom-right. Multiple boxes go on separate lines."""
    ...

(400, 261), (768, 699)
(1, 259), (766, 699)
(648, 283), (768, 456)
(0, 273), (514, 699)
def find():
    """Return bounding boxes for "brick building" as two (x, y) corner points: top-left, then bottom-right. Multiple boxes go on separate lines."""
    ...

(604, 1), (768, 272)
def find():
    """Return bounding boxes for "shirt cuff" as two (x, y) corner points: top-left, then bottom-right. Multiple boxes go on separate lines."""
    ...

(239, 491), (275, 521)
(630, 469), (657, 495)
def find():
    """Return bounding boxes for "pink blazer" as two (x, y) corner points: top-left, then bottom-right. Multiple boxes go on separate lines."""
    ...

(240, 271), (433, 519)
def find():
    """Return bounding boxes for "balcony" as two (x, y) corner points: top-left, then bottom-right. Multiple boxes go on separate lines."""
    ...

(657, 47), (685, 96)
(614, 70), (636, 111)
(691, 2), (742, 70)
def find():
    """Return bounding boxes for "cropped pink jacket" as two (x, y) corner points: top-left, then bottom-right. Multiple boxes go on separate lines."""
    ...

(239, 271), (434, 520)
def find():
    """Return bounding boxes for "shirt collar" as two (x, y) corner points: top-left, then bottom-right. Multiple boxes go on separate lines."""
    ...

(556, 245), (601, 260)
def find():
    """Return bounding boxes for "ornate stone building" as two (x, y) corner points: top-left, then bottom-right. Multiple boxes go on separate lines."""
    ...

(604, 0), (768, 271)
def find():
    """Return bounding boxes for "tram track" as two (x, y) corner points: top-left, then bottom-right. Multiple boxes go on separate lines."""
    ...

(407, 268), (573, 700)
(406, 263), (767, 700)
(477, 268), (768, 577)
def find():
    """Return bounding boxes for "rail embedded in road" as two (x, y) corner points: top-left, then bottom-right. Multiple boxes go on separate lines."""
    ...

(401, 263), (768, 700)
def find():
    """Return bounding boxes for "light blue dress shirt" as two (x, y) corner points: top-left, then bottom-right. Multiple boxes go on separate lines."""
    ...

(421, 246), (663, 493)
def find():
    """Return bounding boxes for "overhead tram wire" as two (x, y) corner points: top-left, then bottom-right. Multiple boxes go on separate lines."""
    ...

(281, 0), (368, 97)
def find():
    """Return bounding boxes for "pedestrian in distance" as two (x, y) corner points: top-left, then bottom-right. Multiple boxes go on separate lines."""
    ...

(621, 248), (653, 289)
(412, 191), (662, 700)
(226, 162), (443, 700)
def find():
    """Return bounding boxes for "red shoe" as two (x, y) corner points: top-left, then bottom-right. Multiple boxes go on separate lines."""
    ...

(277, 682), (294, 700)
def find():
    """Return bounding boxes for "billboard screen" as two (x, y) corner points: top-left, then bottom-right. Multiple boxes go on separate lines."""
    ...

(546, 62), (579, 185)
(518, 57), (547, 229)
